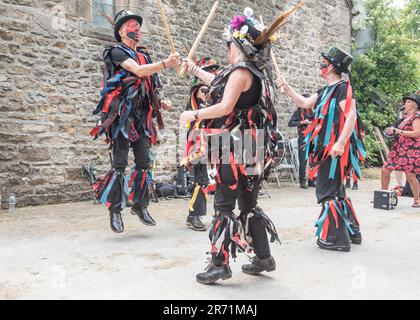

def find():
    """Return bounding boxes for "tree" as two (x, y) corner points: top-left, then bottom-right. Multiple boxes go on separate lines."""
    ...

(352, 0), (419, 165)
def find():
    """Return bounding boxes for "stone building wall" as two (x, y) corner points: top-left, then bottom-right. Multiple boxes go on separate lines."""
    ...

(0, 0), (353, 208)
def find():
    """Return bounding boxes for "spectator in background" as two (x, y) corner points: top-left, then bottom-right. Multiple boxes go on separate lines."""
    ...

(288, 95), (315, 189)
(382, 94), (420, 208)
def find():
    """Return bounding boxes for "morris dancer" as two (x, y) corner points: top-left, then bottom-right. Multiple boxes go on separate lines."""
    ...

(181, 8), (280, 285)
(91, 10), (180, 233)
(183, 58), (220, 232)
(277, 47), (366, 252)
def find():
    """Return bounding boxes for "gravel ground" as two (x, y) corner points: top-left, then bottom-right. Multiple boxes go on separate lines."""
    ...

(0, 176), (419, 300)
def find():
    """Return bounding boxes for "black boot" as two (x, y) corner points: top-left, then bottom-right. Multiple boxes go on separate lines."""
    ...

(352, 181), (359, 190)
(196, 263), (232, 285)
(345, 179), (351, 189)
(317, 211), (351, 252)
(131, 205), (156, 226)
(300, 181), (308, 189)
(308, 180), (316, 188)
(350, 232), (362, 245)
(317, 238), (351, 252)
(109, 210), (124, 233)
(186, 215), (207, 231)
(242, 256), (276, 275)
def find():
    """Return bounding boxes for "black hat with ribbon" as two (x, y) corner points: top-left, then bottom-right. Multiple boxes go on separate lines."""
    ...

(114, 10), (143, 42)
(321, 47), (353, 73)
(403, 94), (420, 108)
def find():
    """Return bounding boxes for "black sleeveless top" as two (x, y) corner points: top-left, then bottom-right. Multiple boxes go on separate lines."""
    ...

(236, 72), (262, 109)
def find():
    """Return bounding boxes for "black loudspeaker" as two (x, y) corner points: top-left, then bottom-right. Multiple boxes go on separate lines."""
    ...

(374, 190), (398, 210)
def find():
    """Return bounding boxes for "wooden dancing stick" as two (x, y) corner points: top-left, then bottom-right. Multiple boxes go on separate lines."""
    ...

(260, 16), (285, 93)
(255, 1), (305, 46)
(156, 0), (180, 74)
(178, 1), (219, 79)
(156, 0), (176, 54)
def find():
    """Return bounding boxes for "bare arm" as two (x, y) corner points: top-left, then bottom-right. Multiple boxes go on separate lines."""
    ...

(397, 118), (420, 138)
(276, 77), (317, 109)
(120, 53), (179, 78)
(286, 87), (318, 109)
(197, 69), (251, 120)
(330, 99), (357, 158)
(121, 58), (165, 78)
(337, 99), (357, 144)
(193, 68), (217, 87)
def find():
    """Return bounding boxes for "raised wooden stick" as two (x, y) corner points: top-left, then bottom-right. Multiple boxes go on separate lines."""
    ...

(156, 0), (176, 53)
(260, 16), (284, 93)
(178, 1), (219, 79)
(156, 0), (180, 74)
(255, 1), (305, 46)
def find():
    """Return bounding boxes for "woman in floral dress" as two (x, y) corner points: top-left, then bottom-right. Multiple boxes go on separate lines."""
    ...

(382, 94), (420, 208)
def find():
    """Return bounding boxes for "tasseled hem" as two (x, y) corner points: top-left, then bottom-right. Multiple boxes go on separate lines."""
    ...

(93, 169), (128, 211)
(209, 212), (253, 265)
(315, 196), (360, 240)
(128, 168), (152, 205)
(243, 206), (281, 245)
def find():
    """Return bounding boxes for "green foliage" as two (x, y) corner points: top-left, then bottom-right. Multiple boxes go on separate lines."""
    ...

(352, 0), (420, 165)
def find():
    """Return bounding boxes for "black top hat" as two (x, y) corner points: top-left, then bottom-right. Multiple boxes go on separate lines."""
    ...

(403, 94), (420, 108)
(114, 10), (143, 42)
(321, 47), (353, 73)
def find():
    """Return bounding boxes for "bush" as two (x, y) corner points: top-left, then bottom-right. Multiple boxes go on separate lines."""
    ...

(352, 0), (419, 165)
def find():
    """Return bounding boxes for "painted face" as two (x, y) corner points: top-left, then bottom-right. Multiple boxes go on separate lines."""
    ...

(125, 19), (141, 43)
(320, 60), (329, 78)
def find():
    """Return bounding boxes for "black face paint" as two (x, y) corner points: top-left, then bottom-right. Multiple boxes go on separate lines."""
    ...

(127, 32), (139, 42)
(320, 62), (328, 69)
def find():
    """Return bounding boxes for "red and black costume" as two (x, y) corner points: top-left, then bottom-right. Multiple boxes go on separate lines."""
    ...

(90, 10), (164, 232)
(186, 83), (209, 219)
(288, 108), (314, 186)
(194, 11), (281, 284)
(183, 59), (220, 231)
(204, 62), (280, 265)
(303, 48), (366, 251)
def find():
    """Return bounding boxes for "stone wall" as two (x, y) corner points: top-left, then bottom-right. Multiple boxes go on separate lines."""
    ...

(0, 0), (353, 208)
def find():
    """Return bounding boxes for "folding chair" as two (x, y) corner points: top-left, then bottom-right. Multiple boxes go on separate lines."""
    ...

(271, 137), (298, 187)
(288, 138), (300, 180)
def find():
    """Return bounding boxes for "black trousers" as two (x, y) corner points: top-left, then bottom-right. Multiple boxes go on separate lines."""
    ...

(113, 133), (151, 208)
(298, 133), (308, 183)
(212, 165), (271, 264)
(315, 157), (353, 245)
(188, 164), (208, 217)
(316, 157), (346, 203)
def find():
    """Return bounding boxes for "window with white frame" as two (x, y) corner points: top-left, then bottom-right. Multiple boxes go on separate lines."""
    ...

(91, 0), (116, 29)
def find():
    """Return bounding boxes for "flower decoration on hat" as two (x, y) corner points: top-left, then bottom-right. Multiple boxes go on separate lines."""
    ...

(230, 8), (278, 44)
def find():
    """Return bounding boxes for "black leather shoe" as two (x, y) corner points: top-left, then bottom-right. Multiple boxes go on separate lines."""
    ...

(317, 238), (351, 252)
(308, 180), (316, 188)
(300, 182), (308, 189)
(345, 180), (351, 189)
(109, 211), (124, 233)
(351, 232), (362, 245)
(131, 205), (156, 226)
(186, 216), (207, 231)
(196, 263), (232, 285)
(352, 181), (359, 190)
(242, 256), (276, 275)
